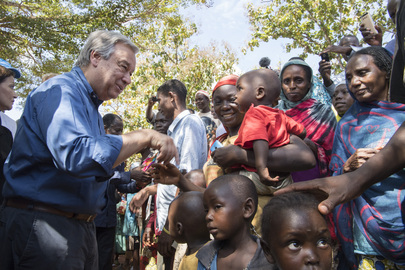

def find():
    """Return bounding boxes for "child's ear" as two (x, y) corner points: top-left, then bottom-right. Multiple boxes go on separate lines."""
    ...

(176, 222), (184, 236)
(255, 87), (265, 100)
(242, 197), (256, 219)
(260, 238), (276, 264)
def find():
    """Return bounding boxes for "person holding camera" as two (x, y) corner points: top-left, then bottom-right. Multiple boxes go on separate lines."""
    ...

(146, 95), (159, 125)
(319, 35), (362, 97)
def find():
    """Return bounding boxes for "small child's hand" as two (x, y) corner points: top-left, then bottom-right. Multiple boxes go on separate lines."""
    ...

(258, 168), (280, 186)
(143, 227), (153, 247)
(129, 187), (151, 211)
(149, 163), (182, 186)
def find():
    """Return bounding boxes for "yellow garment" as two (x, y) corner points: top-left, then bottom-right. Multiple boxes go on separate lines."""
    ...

(331, 105), (341, 122)
(203, 134), (293, 236)
(178, 250), (199, 270)
(145, 257), (158, 270)
(358, 254), (405, 270)
(203, 134), (238, 186)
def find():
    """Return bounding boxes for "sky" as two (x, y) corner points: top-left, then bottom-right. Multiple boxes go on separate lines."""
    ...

(182, 0), (323, 72)
(4, 0), (352, 120)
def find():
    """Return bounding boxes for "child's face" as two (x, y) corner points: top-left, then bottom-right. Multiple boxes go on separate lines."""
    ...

(265, 208), (332, 270)
(332, 84), (354, 117)
(235, 75), (257, 113)
(203, 185), (244, 241)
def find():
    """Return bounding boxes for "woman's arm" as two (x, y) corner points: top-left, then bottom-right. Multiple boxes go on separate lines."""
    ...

(275, 121), (405, 215)
(211, 135), (316, 172)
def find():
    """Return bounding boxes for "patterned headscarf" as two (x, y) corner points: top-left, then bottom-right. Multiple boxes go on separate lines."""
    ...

(277, 59), (314, 111)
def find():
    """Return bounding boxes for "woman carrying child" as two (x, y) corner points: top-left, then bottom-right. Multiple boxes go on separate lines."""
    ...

(204, 74), (316, 234)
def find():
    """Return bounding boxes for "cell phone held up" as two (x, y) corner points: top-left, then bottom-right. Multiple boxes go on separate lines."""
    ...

(210, 140), (223, 153)
(320, 53), (330, 62)
(360, 12), (378, 35)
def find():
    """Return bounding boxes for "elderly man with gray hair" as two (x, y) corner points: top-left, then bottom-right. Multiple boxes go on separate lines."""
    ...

(0, 30), (178, 269)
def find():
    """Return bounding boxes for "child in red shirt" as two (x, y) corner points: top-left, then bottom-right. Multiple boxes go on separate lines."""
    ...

(235, 69), (306, 186)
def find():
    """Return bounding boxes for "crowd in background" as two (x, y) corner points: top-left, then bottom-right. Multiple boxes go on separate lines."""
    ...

(0, 1), (404, 270)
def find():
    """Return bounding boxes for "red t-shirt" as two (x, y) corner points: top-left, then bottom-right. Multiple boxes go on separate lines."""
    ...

(234, 104), (304, 149)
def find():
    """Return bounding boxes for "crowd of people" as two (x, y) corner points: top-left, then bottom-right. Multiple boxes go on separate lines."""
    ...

(0, 0), (404, 270)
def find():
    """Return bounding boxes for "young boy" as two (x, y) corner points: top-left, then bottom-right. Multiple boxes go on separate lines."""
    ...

(184, 169), (206, 189)
(196, 174), (275, 270)
(234, 69), (306, 186)
(168, 191), (210, 270)
(260, 192), (333, 270)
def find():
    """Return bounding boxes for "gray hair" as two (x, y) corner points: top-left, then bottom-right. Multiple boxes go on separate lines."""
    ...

(75, 30), (139, 67)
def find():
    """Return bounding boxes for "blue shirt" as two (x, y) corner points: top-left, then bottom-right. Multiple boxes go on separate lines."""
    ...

(3, 67), (123, 214)
(94, 162), (139, 228)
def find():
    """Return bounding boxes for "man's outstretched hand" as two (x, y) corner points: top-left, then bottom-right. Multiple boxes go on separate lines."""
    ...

(274, 173), (365, 215)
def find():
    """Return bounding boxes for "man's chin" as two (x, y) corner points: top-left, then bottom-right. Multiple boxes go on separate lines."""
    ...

(107, 91), (122, 100)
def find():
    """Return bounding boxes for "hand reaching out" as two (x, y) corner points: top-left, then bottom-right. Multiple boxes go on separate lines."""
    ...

(130, 166), (152, 187)
(142, 227), (153, 247)
(129, 184), (157, 212)
(149, 131), (179, 165)
(149, 163), (182, 186)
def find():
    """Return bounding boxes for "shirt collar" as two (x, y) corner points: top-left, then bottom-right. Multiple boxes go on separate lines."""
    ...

(167, 109), (190, 135)
(72, 66), (104, 108)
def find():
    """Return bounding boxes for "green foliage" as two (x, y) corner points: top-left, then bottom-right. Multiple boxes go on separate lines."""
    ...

(2, 0), (228, 165)
(246, 0), (394, 68)
(103, 17), (238, 132)
(0, 0), (212, 96)
(101, 15), (237, 165)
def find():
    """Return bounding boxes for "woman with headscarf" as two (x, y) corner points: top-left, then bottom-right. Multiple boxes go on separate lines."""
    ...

(330, 47), (405, 269)
(277, 58), (337, 181)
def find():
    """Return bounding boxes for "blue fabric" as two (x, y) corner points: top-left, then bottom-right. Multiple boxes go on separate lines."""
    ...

(196, 237), (273, 269)
(197, 254), (217, 270)
(122, 192), (139, 237)
(384, 38), (396, 56)
(330, 100), (405, 268)
(311, 76), (332, 106)
(2, 67), (123, 214)
(94, 162), (138, 228)
(0, 206), (98, 269)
